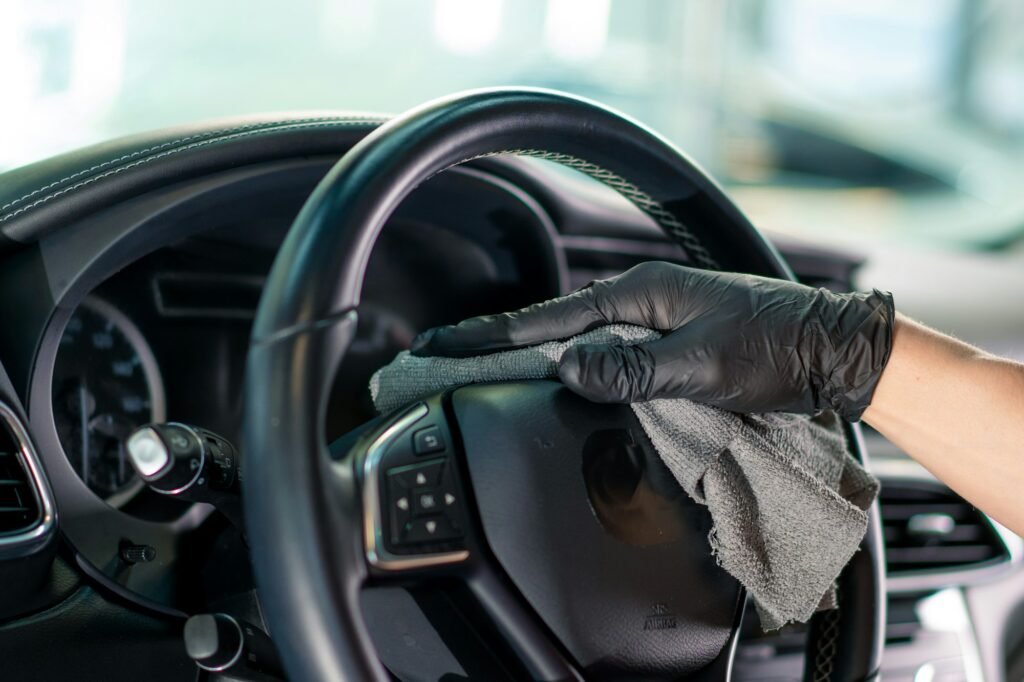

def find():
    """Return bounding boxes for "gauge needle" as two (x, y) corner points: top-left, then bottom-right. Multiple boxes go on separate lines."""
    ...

(79, 381), (90, 485)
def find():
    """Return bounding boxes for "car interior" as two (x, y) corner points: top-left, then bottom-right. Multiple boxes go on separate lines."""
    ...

(1, 2), (1023, 681)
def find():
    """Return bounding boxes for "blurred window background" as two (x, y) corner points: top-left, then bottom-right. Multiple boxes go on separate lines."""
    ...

(2, 0), (1023, 249)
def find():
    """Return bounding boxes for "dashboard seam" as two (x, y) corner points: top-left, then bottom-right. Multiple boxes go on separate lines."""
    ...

(0, 117), (387, 224)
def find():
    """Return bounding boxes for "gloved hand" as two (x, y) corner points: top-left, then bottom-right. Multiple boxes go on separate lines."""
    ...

(411, 261), (895, 421)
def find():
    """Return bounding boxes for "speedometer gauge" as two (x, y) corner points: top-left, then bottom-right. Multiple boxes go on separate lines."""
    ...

(53, 297), (165, 504)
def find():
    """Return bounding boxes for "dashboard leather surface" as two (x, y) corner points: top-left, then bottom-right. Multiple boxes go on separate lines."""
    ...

(0, 112), (386, 249)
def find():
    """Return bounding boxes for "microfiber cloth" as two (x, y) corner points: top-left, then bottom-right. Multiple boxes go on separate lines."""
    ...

(370, 324), (879, 630)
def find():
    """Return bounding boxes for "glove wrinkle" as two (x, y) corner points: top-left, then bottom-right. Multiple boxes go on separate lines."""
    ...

(563, 342), (657, 403)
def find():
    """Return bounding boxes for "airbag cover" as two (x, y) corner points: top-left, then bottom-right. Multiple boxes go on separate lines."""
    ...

(452, 381), (741, 679)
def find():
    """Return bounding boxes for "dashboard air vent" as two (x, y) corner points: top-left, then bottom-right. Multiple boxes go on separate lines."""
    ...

(881, 483), (1009, 575)
(0, 403), (53, 545)
(0, 446), (38, 534)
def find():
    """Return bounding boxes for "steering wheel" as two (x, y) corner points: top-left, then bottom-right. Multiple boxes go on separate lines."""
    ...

(244, 88), (885, 681)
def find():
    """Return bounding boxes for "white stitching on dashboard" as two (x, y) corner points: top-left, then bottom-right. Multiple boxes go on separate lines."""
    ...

(0, 115), (386, 213)
(0, 118), (386, 224)
(444, 148), (720, 270)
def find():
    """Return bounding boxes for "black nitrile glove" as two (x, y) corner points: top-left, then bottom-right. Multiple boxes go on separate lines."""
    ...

(411, 261), (895, 421)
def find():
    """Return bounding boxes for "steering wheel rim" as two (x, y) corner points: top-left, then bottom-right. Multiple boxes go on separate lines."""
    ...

(244, 87), (885, 681)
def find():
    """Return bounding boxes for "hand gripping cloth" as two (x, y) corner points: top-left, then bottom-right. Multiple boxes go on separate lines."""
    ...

(370, 324), (879, 630)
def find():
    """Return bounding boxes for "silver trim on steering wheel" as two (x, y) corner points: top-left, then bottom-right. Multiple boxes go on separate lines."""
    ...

(362, 403), (469, 571)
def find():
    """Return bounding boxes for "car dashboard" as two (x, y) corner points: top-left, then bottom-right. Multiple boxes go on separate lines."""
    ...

(42, 162), (565, 514)
(0, 116), (1020, 682)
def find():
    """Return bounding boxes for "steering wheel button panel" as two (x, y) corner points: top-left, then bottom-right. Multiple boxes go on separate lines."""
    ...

(384, 457), (466, 552)
(362, 402), (470, 570)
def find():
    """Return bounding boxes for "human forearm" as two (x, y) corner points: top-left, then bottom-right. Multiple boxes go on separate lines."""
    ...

(863, 314), (1024, 535)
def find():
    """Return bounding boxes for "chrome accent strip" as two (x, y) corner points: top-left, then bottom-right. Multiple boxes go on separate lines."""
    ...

(0, 401), (57, 552)
(362, 404), (469, 571)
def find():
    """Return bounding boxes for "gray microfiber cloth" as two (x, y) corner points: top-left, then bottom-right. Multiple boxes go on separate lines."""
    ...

(370, 324), (879, 630)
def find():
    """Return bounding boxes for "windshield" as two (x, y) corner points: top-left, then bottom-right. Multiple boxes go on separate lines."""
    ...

(3, 0), (1023, 248)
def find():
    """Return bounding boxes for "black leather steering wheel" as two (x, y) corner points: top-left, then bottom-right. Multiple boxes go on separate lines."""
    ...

(244, 88), (885, 681)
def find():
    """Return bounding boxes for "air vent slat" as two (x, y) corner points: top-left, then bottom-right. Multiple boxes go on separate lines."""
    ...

(0, 410), (45, 538)
(887, 545), (1000, 564)
(885, 525), (986, 544)
(880, 483), (1009, 576)
(879, 503), (973, 521)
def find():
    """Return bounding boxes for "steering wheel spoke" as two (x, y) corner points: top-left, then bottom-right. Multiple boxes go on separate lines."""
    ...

(338, 394), (584, 679)
(462, 562), (585, 681)
(355, 399), (472, 577)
